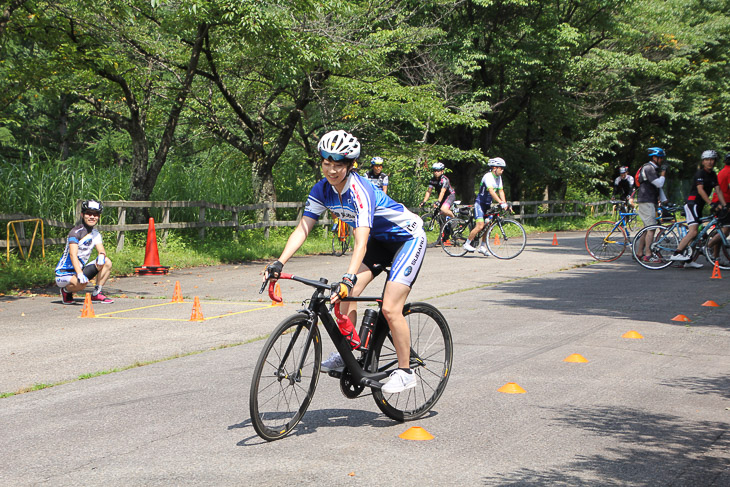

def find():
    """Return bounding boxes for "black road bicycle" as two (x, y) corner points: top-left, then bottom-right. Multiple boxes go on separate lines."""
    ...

(441, 206), (526, 259)
(249, 272), (453, 441)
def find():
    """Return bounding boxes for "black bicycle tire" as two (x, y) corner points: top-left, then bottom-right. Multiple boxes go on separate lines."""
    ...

(631, 225), (678, 270)
(584, 220), (628, 262)
(441, 218), (469, 256)
(371, 302), (453, 422)
(703, 228), (730, 269)
(486, 219), (526, 259)
(249, 314), (322, 441)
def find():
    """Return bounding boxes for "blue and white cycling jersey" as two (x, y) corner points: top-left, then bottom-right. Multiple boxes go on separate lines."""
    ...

(55, 224), (102, 276)
(303, 172), (422, 242)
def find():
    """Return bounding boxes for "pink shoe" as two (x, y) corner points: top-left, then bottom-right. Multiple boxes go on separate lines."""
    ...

(91, 293), (114, 304)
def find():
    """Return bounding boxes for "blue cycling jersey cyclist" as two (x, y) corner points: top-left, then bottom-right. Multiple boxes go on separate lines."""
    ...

(263, 130), (427, 394)
(55, 200), (114, 304)
(463, 157), (511, 255)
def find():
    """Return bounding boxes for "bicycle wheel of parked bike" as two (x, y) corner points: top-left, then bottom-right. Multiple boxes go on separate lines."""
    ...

(703, 228), (730, 269)
(584, 221), (628, 262)
(486, 219), (526, 259)
(440, 218), (469, 256)
(631, 225), (679, 270)
(249, 314), (322, 441)
(420, 210), (439, 233)
(371, 302), (452, 422)
(331, 233), (352, 256)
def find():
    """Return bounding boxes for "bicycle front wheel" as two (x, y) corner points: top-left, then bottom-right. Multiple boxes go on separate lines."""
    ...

(584, 220), (628, 262)
(440, 218), (469, 256)
(371, 303), (452, 421)
(486, 219), (526, 259)
(249, 314), (322, 441)
(631, 225), (678, 270)
(331, 233), (352, 256)
(703, 228), (730, 269)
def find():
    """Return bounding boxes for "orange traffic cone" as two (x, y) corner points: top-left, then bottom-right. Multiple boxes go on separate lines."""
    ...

(711, 261), (722, 279)
(171, 281), (184, 303)
(494, 233), (501, 246)
(134, 218), (170, 275)
(80, 293), (95, 318)
(271, 282), (283, 307)
(552, 233), (559, 246)
(190, 296), (204, 321)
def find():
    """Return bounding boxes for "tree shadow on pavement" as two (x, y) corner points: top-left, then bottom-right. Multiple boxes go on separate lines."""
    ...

(480, 261), (730, 327)
(482, 404), (729, 486)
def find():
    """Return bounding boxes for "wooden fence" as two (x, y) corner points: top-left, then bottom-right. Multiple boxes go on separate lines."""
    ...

(1, 199), (616, 253)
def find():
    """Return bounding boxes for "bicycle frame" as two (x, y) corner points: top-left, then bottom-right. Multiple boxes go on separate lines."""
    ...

(265, 275), (391, 389)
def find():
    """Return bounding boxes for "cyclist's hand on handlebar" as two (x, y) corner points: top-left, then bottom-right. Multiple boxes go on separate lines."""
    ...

(263, 260), (283, 281)
(330, 273), (357, 304)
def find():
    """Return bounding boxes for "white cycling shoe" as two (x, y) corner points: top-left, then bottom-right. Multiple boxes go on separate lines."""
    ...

(477, 245), (489, 256)
(463, 242), (476, 252)
(381, 369), (417, 394)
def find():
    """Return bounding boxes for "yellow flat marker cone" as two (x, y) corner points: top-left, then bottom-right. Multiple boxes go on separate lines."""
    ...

(622, 330), (644, 339)
(498, 382), (526, 394)
(399, 426), (434, 441)
(702, 300), (719, 307)
(671, 314), (691, 322)
(563, 353), (589, 363)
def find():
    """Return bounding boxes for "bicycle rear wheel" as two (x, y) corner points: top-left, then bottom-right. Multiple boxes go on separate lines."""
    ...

(486, 219), (526, 259)
(703, 228), (730, 269)
(584, 220), (628, 262)
(440, 218), (469, 256)
(631, 225), (678, 270)
(249, 314), (322, 441)
(371, 303), (452, 421)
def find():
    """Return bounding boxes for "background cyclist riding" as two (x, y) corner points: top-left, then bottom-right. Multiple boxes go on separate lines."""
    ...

(613, 166), (635, 207)
(463, 157), (511, 255)
(365, 156), (389, 194)
(262, 130), (427, 394)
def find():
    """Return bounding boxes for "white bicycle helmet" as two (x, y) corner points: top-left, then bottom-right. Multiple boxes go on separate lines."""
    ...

(370, 156), (384, 166)
(317, 130), (361, 161)
(488, 157), (506, 167)
(432, 162), (445, 171)
(701, 149), (718, 160)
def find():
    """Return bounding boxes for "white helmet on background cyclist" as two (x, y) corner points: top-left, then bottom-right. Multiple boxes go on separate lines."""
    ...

(432, 162), (445, 171)
(370, 156), (384, 166)
(488, 157), (506, 167)
(701, 149), (718, 161)
(317, 130), (361, 162)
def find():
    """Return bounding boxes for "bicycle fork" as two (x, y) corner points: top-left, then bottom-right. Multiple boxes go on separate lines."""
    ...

(276, 312), (318, 385)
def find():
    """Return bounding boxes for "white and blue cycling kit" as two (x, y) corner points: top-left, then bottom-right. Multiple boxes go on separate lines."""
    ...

(303, 172), (426, 286)
(474, 172), (502, 221)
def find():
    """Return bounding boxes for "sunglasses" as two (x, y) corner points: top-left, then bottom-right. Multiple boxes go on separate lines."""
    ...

(319, 150), (349, 162)
(84, 212), (101, 217)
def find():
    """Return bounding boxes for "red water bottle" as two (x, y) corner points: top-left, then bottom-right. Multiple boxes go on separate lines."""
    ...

(334, 303), (361, 349)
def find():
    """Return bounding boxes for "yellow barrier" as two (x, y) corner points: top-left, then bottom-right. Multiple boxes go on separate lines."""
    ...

(6, 219), (44, 261)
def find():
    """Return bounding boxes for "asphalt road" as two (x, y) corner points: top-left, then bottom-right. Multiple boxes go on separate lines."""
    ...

(1, 231), (728, 486)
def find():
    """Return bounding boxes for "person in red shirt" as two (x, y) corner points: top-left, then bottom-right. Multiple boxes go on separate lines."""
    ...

(707, 153), (730, 261)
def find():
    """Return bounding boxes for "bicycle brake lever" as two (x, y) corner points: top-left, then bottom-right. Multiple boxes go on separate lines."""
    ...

(259, 279), (268, 294)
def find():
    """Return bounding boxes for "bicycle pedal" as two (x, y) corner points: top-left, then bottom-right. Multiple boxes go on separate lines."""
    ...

(323, 367), (344, 378)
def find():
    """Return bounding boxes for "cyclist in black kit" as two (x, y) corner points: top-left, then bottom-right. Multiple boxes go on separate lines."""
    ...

(669, 150), (727, 268)
(420, 162), (455, 220)
(365, 157), (389, 194)
(613, 166), (635, 206)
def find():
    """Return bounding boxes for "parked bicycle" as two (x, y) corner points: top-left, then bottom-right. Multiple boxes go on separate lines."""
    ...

(419, 200), (462, 245)
(631, 214), (704, 270)
(584, 202), (679, 262)
(249, 272), (453, 441)
(330, 216), (353, 256)
(440, 206), (526, 259)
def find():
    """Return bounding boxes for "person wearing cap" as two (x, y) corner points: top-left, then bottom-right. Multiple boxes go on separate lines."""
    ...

(635, 147), (668, 263)
(54, 199), (114, 304)
(669, 150), (727, 268)
(613, 166), (635, 206)
(365, 156), (389, 194)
